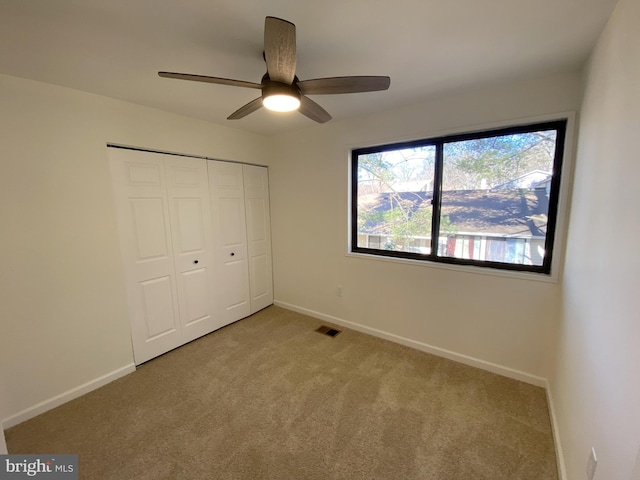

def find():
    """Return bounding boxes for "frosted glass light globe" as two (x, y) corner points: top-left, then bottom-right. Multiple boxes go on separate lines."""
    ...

(263, 94), (301, 112)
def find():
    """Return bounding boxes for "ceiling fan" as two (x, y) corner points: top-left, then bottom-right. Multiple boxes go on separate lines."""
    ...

(159, 16), (391, 124)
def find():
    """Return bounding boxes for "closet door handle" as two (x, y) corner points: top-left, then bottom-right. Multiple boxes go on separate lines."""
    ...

(193, 260), (199, 264)
(230, 252), (235, 257)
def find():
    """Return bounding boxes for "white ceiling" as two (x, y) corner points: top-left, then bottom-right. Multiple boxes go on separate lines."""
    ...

(0, 0), (618, 136)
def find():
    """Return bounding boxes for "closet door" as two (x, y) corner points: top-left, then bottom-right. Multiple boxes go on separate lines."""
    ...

(109, 149), (182, 364)
(165, 156), (221, 343)
(110, 149), (219, 364)
(208, 161), (251, 323)
(243, 165), (274, 313)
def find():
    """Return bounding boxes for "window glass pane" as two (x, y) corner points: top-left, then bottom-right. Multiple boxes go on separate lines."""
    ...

(356, 146), (436, 254)
(437, 130), (557, 266)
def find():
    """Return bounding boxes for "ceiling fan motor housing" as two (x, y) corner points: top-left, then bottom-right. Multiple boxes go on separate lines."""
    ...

(262, 80), (300, 100)
(261, 80), (301, 111)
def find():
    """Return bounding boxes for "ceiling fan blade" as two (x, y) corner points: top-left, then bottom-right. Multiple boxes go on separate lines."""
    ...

(299, 95), (332, 123)
(227, 97), (263, 120)
(297, 76), (391, 95)
(264, 16), (296, 84)
(158, 72), (262, 90)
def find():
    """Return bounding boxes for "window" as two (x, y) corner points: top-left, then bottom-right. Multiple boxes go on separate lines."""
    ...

(351, 120), (567, 274)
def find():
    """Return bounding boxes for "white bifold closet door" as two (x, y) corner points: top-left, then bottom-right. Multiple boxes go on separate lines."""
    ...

(242, 164), (274, 313)
(109, 148), (221, 364)
(207, 162), (274, 320)
(110, 148), (273, 365)
(207, 161), (252, 323)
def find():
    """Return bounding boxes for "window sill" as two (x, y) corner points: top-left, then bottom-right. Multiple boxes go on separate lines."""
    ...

(346, 250), (560, 284)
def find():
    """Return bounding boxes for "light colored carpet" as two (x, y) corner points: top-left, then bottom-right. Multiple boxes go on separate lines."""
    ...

(6, 306), (558, 479)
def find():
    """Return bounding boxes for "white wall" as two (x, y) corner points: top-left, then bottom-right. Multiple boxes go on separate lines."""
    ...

(269, 72), (582, 380)
(0, 62), (611, 471)
(551, 0), (640, 478)
(0, 74), (269, 428)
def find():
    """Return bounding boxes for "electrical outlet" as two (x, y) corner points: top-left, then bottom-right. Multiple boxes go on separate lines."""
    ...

(336, 285), (343, 297)
(586, 447), (597, 480)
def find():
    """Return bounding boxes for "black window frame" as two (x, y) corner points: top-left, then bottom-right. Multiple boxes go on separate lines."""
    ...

(350, 119), (567, 274)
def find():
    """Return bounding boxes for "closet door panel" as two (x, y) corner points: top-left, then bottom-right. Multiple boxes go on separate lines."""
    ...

(165, 156), (220, 341)
(131, 198), (169, 260)
(139, 276), (177, 338)
(208, 161), (251, 323)
(243, 165), (274, 313)
(109, 150), (182, 364)
(219, 198), (248, 257)
(181, 268), (211, 325)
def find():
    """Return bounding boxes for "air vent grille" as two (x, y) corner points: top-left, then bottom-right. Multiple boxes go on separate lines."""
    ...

(315, 326), (341, 337)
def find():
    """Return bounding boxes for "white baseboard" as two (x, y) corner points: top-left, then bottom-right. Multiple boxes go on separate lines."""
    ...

(545, 382), (568, 480)
(2, 363), (136, 430)
(274, 300), (547, 388)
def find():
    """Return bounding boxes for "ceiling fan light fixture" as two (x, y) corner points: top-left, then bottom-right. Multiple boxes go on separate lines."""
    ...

(263, 94), (300, 112)
(262, 81), (301, 112)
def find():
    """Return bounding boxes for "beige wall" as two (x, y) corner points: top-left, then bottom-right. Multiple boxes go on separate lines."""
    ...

(3, 54), (623, 478)
(0, 392), (6, 453)
(1, 71), (582, 433)
(0, 74), (269, 425)
(269, 72), (582, 380)
(551, 0), (640, 478)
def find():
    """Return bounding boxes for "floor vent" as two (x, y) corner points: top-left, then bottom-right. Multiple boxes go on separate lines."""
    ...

(316, 326), (341, 337)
